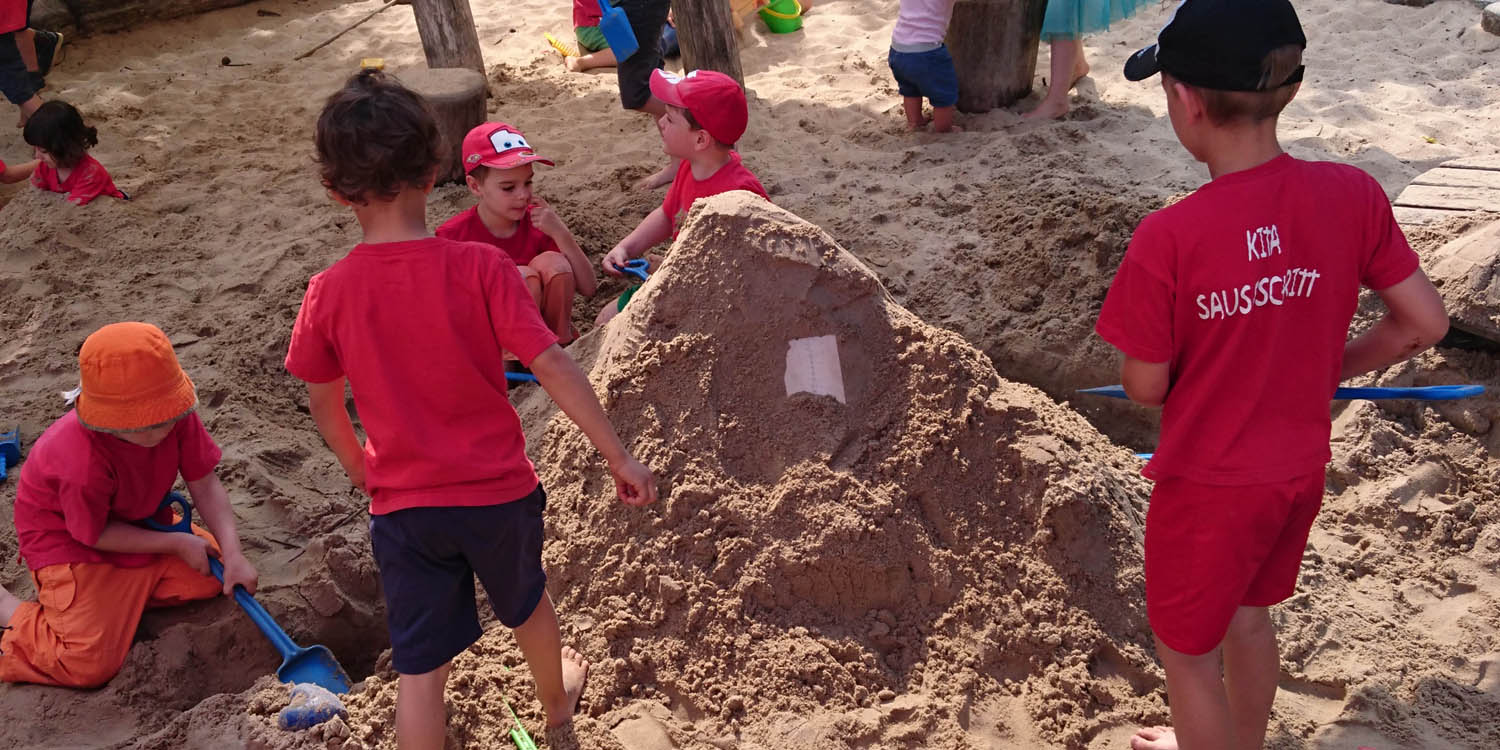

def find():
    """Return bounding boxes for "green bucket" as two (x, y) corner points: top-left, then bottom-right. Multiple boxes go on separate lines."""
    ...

(758, 0), (803, 33)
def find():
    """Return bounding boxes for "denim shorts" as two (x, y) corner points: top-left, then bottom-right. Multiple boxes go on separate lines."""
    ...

(888, 44), (959, 109)
(0, 29), (57, 106)
(370, 484), (548, 675)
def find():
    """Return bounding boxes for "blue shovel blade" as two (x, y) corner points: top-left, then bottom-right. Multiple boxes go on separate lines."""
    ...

(598, 0), (640, 60)
(278, 645), (352, 695)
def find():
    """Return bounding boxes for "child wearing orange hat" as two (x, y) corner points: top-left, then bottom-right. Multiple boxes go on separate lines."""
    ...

(0, 321), (258, 688)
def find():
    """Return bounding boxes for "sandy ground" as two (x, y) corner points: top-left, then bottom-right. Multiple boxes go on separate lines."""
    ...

(0, 0), (1497, 747)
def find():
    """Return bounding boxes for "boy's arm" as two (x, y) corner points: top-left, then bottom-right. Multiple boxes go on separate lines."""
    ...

(528, 345), (657, 506)
(1341, 270), (1449, 380)
(185, 471), (260, 595)
(1, 159), (37, 184)
(307, 378), (368, 494)
(1120, 356), (1170, 407)
(531, 197), (598, 297)
(602, 207), (672, 275)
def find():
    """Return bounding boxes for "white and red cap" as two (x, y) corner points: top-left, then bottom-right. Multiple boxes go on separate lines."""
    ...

(648, 69), (749, 146)
(461, 122), (555, 174)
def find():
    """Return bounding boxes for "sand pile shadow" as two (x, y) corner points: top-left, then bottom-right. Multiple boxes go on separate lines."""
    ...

(509, 192), (1167, 747)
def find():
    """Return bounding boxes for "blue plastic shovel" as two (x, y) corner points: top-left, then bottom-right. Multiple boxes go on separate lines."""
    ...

(1077, 384), (1486, 401)
(0, 427), (20, 481)
(597, 0), (640, 61)
(147, 493), (352, 695)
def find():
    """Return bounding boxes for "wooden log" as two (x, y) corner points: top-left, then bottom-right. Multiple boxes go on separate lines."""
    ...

(401, 67), (487, 185)
(1485, 2), (1500, 37)
(409, 0), (485, 75)
(946, 0), (1047, 113)
(674, 0), (745, 86)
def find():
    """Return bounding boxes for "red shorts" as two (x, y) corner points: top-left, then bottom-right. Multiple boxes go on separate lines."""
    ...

(1144, 470), (1324, 655)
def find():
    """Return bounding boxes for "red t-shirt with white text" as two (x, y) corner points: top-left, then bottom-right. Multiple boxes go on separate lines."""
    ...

(284, 237), (557, 514)
(32, 154), (127, 206)
(1095, 155), (1420, 485)
(435, 205), (559, 267)
(661, 152), (768, 238)
(13, 411), (222, 570)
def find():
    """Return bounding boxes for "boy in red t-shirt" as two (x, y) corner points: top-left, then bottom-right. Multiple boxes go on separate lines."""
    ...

(437, 123), (597, 347)
(0, 322), (259, 688)
(1095, 3), (1449, 750)
(287, 71), (656, 746)
(596, 69), (768, 325)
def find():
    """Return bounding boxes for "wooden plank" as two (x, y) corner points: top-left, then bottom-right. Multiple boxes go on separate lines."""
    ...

(1411, 167), (1500, 189)
(1393, 206), (1471, 226)
(1393, 184), (1500, 212)
(1442, 156), (1500, 170)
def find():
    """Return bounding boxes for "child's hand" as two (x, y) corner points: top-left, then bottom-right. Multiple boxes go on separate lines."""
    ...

(610, 456), (658, 507)
(530, 197), (569, 239)
(173, 533), (215, 577)
(601, 245), (632, 276)
(219, 552), (260, 596)
(343, 459), (369, 495)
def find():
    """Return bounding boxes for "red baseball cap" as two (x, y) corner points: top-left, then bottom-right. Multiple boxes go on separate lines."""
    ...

(648, 69), (749, 146)
(461, 122), (554, 175)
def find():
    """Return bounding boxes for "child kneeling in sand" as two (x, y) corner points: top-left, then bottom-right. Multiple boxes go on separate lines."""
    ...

(597, 69), (768, 325)
(23, 100), (126, 205)
(289, 70), (657, 747)
(437, 123), (597, 347)
(0, 322), (259, 688)
(1095, 2), (1449, 749)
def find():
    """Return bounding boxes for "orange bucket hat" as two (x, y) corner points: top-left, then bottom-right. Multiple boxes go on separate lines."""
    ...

(74, 322), (197, 433)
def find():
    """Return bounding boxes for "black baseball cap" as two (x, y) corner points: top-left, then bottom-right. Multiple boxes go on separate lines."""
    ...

(1124, 0), (1307, 92)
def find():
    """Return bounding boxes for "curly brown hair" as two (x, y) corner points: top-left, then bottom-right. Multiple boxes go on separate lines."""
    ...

(315, 70), (443, 204)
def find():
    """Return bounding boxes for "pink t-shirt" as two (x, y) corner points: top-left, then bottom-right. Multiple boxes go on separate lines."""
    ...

(661, 152), (768, 238)
(0, 0), (25, 34)
(285, 237), (558, 514)
(435, 205), (559, 267)
(574, 0), (602, 28)
(1096, 155), (1420, 485)
(32, 154), (127, 206)
(892, 0), (956, 47)
(13, 411), (222, 571)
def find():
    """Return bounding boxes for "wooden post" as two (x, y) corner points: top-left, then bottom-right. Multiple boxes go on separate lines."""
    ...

(409, 0), (486, 76)
(946, 0), (1046, 112)
(673, 0), (745, 86)
(401, 67), (488, 185)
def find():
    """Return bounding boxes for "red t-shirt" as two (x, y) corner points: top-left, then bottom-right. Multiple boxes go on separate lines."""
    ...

(32, 154), (127, 206)
(661, 152), (768, 238)
(435, 205), (560, 268)
(0, 0), (25, 34)
(1096, 155), (1420, 485)
(13, 411), (222, 571)
(284, 237), (558, 514)
(574, 0), (603, 28)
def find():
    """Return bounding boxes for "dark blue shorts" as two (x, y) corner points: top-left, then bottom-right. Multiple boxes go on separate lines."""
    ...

(370, 484), (548, 675)
(614, 0), (670, 110)
(888, 45), (959, 109)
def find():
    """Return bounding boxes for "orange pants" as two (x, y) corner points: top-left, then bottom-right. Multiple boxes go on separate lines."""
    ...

(0, 525), (221, 688)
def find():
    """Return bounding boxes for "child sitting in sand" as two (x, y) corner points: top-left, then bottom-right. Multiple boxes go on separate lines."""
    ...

(437, 123), (597, 346)
(23, 100), (126, 205)
(288, 70), (657, 747)
(1095, 2), (1449, 749)
(0, 322), (259, 688)
(598, 69), (768, 325)
(888, 0), (961, 133)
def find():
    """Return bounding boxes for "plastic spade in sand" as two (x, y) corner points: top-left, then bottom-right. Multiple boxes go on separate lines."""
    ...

(1077, 384), (1485, 402)
(146, 493), (352, 695)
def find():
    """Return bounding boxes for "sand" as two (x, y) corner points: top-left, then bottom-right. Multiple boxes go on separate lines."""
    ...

(0, 0), (1496, 747)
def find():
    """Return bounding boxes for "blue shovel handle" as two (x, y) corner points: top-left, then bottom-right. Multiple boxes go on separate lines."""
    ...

(505, 371), (538, 384)
(1078, 384), (1485, 401)
(622, 258), (651, 283)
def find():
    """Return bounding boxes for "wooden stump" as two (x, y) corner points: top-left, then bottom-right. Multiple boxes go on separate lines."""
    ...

(946, 0), (1047, 113)
(674, 0), (745, 85)
(1484, 2), (1500, 36)
(409, 0), (485, 75)
(402, 67), (487, 185)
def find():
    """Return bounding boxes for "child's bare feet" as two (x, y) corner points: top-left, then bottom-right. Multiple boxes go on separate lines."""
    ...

(545, 646), (590, 728)
(1130, 726), (1178, 750)
(1022, 97), (1069, 120)
(564, 55), (584, 72)
(904, 116), (932, 131)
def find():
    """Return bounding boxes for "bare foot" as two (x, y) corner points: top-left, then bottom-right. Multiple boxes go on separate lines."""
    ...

(546, 646), (590, 728)
(1022, 96), (1069, 120)
(564, 55), (583, 72)
(1071, 57), (1090, 88)
(932, 123), (963, 133)
(905, 116), (932, 132)
(1130, 726), (1178, 750)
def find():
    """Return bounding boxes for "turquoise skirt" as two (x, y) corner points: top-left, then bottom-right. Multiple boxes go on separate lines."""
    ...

(1041, 0), (1144, 40)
